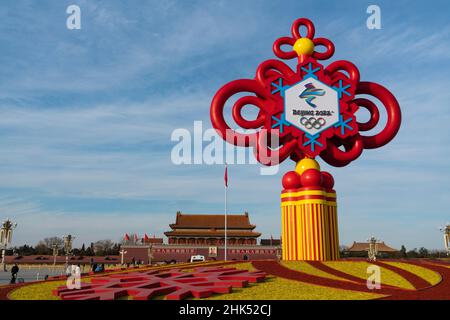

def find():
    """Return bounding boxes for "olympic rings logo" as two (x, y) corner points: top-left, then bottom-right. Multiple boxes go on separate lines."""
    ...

(300, 117), (326, 129)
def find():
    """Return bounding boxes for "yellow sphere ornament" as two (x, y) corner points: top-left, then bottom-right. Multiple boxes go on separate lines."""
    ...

(295, 158), (320, 175)
(293, 38), (315, 56)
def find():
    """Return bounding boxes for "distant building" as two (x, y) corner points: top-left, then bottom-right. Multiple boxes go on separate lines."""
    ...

(142, 238), (164, 245)
(260, 238), (281, 246)
(122, 211), (280, 263)
(164, 211), (261, 246)
(346, 241), (398, 253)
(4, 255), (120, 265)
(344, 241), (398, 258)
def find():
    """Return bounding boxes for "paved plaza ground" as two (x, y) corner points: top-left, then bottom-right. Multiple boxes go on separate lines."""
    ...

(0, 265), (92, 285)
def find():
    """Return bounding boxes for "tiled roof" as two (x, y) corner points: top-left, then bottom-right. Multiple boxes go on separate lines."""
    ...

(169, 212), (256, 230)
(346, 241), (398, 252)
(164, 229), (261, 237)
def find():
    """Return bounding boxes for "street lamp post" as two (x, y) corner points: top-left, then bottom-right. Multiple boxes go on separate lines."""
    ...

(440, 224), (450, 256)
(147, 245), (153, 265)
(119, 249), (127, 265)
(63, 235), (75, 270)
(368, 236), (379, 262)
(0, 218), (17, 271)
(52, 244), (59, 266)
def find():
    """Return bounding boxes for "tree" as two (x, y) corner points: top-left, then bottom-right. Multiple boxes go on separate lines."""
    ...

(418, 247), (429, 258)
(111, 243), (120, 255)
(43, 237), (64, 248)
(407, 248), (419, 258)
(93, 239), (114, 256)
(35, 236), (64, 255)
(85, 246), (94, 256)
(400, 245), (407, 258)
(13, 244), (36, 256)
(35, 241), (50, 255)
(85, 242), (95, 256)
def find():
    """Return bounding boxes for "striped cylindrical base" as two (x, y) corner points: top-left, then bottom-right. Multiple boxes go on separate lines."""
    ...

(281, 188), (339, 261)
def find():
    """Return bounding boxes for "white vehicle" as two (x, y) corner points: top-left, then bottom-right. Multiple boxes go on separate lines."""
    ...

(190, 255), (205, 263)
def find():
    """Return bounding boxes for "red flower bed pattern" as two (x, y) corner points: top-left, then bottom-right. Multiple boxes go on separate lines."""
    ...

(52, 266), (266, 300)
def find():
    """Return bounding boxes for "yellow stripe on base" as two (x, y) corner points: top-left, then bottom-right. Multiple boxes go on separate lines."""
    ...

(281, 188), (339, 261)
(281, 190), (336, 199)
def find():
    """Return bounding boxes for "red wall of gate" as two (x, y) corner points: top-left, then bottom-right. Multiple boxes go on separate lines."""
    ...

(122, 245), (281, 264)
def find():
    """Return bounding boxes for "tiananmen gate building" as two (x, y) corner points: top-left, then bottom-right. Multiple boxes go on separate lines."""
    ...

(122, 212), (281, 263)
(164, 212), (260, 245)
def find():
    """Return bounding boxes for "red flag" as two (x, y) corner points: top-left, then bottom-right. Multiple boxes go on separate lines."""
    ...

(124, 233), (130, 241)
(134, 234), (138, 243)
(144, 233), (149, 241)
(224, 165), (228, 187)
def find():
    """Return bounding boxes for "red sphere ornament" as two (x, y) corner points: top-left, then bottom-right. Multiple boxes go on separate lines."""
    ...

(301, 169), (323, 187)
(321, 171), (335, 189)
(282, 171), (302, 189)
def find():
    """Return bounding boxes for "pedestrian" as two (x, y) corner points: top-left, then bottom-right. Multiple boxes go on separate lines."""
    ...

(10, 264), (19, 284)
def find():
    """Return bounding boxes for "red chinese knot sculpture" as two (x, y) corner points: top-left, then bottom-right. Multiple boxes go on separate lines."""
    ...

(210, 18), (401, 167)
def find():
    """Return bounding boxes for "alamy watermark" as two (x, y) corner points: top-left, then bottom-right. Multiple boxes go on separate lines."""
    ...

(366, 5), (381, 30)
(366, 265), (381, 290)
(171, 121), (280, 175)
(66, 264), (81, 290)
(66, 5), (81, 30)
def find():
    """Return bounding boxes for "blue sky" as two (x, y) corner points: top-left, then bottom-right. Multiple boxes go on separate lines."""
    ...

(0, 0), (449, 250)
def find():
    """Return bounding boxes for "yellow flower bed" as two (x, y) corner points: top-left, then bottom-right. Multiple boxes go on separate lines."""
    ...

(225, 262), (256, 271)
(203, 263), (384, 300)
(383, 262), (441, 285)
(281, 261), (351, 282)
(204, 277), (384, 300)
(9, 280), (82, 300)
(324, 261), (414, 290)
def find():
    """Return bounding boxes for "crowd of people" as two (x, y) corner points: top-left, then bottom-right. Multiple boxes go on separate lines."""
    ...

(89, 259), (106, 273)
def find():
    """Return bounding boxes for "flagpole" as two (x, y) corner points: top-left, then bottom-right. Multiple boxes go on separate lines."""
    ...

(224, 163), (228, 261)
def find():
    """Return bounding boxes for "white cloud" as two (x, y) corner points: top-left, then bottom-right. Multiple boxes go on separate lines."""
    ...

(0, 1), (448, 250)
